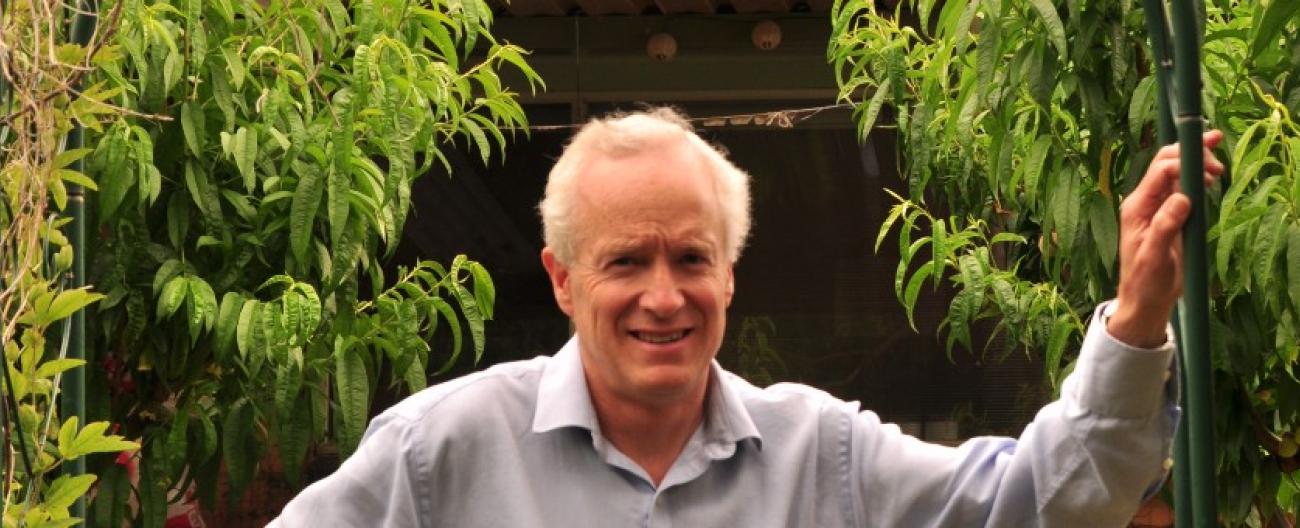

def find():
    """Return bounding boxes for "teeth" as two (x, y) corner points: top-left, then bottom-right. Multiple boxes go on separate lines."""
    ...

(636, 331), (685, 344)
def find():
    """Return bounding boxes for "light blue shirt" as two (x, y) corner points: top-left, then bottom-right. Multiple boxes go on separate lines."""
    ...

(271, 303), (1178, 527)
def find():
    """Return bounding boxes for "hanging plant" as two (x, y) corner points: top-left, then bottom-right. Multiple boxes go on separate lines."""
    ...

(2, 1), (143, 526)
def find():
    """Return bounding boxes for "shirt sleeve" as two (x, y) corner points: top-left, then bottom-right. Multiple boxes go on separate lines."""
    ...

(268, 413), (425, 528)
(848, 300), (1179, 527)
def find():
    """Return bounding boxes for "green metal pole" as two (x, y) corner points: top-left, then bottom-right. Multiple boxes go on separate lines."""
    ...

(1167, 0), (1217, 526)
(1141, 3), (1193, 527)
(63, 1), (98, 521)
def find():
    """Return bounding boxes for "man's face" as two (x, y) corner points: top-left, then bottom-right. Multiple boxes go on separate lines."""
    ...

(542, 143), (735, 406)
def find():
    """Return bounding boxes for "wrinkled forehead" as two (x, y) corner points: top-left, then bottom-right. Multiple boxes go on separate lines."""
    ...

(569, 145), (726, 247)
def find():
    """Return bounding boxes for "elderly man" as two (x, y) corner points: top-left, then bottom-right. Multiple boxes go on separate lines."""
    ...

(272, 108), (1224, 526)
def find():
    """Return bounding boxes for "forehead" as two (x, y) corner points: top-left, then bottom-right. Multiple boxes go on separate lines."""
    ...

(571, 145), (725, 250)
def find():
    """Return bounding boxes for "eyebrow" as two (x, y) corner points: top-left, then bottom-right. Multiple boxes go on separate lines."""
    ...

(598, 235), (718, 255)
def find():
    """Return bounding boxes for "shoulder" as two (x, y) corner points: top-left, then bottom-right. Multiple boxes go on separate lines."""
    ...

(723, 371), (861, 432)
(729, 372), (857, 412)
(371, 355), (552, 436)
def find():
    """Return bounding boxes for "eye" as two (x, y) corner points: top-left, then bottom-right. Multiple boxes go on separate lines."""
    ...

(608, 256), (637, 268)
(681, 252), (709, 266)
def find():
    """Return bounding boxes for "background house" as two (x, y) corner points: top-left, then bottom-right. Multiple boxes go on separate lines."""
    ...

(390, 4), (1048, 442)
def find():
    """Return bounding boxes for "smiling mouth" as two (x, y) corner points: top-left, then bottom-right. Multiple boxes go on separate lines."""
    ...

(631, 329), (692, 344)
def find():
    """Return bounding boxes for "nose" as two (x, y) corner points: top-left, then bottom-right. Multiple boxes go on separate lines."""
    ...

(639, 259), (685, 317)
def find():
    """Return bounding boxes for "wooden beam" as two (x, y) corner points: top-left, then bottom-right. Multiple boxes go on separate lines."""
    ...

(731, 0), (792, 14)
(654, 0), (716, 14)
(505, 0), (577, 16)
(574, 0), (655, 15)
(490, 15), (837, 103)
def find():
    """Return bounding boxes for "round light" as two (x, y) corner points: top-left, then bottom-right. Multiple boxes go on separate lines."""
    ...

(752, 20), (782, 51)
(647, 33), (678, 61)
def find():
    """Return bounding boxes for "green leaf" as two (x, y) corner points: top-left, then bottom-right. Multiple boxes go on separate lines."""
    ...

(188, 277), (219, 335)
(279, 392), (313, 488)
(460, 117), (492, 164)
(334, 337), (369, 456)
(58, 416), (79, 455)
(90, 464), (129, 528)
(1128, 76), (1156, 140)
(450, 256), (487, 362)
(139, 443), (168, 528)
(1253, 204), (1288, 291)
(876, 202), (908, 253)
(1023, 135), (1052, 200)
(294, 283), (322, 336)
(903, 260), (937, 330)
(234, 126), (258, 192)
(184, 163), (224, 231)
(1050, 166), (1081, 256)
(51, 175), (67, 209)
(1249, 0), (1300, 60)
(236, 300), (259, 358)
(290, 164), (324, 265)
(1288, 223), (1300, 314)
(946, 288), (977, 356)
(53, 147), (93, 169)
(467, 261), (495, 320)
(403, 353), (427, 393)
(990, 232), (1026, 245)
(221, 45), (245, 90)
(166, 411), (189, 480)
(45, 474), (98, 511)
(35, 358), (86, 379)
(1028, 0), (1068, 58)
(98, 134), (134, 220)
(1046, 314), (1073, 388)
(194, 412), (218, 464)
(931, 219), (947, 289)
(56, 169), (97, 191)
(46, 287), (104, 321)
(429, 297), (464, 376)
(157, 276), (189, 319)
(61, 421), (139, 460)
(222, 400), (255, 500)
(181, 102), (205, 157)
(275, 347), (303, 420)
(1218, 224), (1244, 287)
(215, 292), (244, 364)
(855, 78), (892, 143)
(1086, 194), (1118, 276)
(328, 165), (351, 248)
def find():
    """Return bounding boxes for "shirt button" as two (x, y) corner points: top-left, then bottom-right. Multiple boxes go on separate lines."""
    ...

(1162, 457), (1174, 471)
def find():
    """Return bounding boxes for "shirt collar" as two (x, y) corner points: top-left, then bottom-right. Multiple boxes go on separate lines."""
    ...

(532, 336), (763, 450)
(532, 336), (600, 434)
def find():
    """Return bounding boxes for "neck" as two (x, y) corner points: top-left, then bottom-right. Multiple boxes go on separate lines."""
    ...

(587, 376), (710, 487)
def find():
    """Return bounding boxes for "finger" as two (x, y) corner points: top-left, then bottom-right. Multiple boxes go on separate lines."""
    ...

(1143, 193), (1192, 259)
(1153, 143), (1180, 162)
(1131, 158), (1182, 210)
(1203, 129), (1224, 150)
(1151, 130), (1223, 165)
(1204, 148), (1225, 175)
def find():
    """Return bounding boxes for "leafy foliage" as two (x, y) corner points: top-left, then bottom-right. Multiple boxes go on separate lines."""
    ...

(77, 0), (538, 524)
(2, 1), (142, 526)
(831, 0), (1300, 521)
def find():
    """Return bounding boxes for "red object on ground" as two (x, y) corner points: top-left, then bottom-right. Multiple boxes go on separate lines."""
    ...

(1130, 496), (1174, 527)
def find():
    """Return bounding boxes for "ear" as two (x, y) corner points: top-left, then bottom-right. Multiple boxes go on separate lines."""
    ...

(541, 247), (575, 317)
(724, 264), (735, 306)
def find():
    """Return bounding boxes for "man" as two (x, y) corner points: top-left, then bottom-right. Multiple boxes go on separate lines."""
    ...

(271, 108), (1224, 526)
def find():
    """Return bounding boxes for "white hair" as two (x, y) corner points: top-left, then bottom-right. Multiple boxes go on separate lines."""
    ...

(539, 107), (752, 265)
